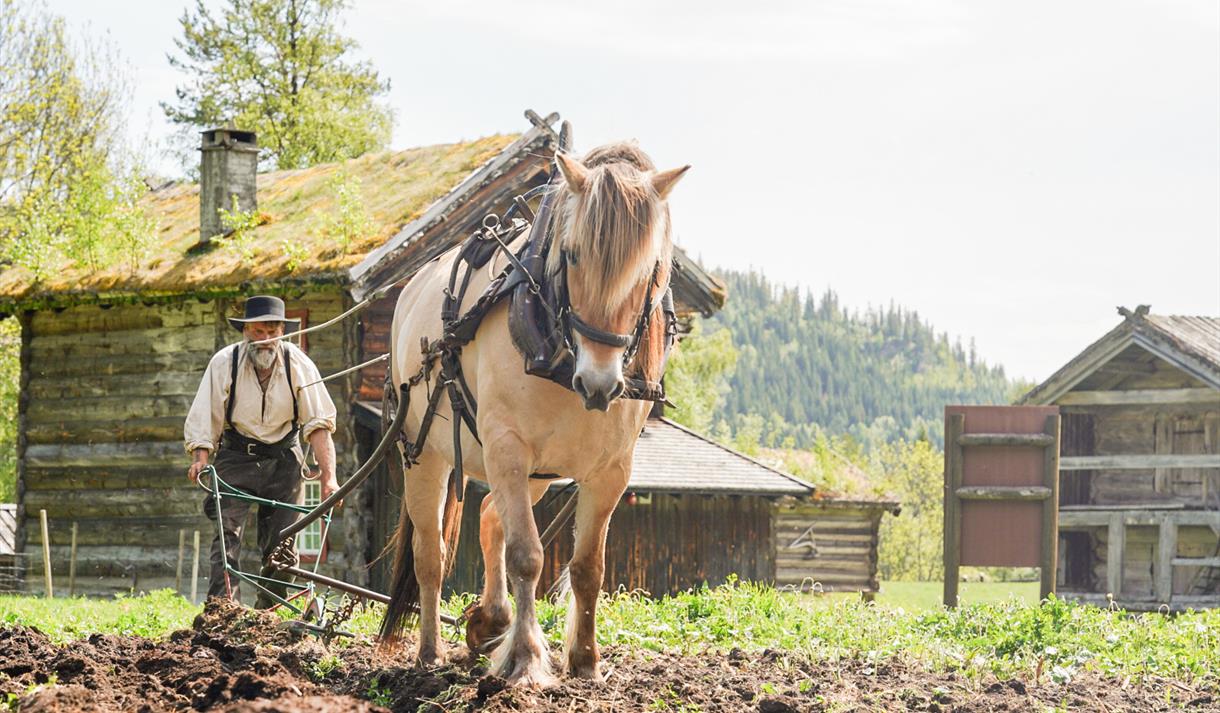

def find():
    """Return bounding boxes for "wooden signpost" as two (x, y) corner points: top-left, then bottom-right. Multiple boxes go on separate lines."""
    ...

(944, 405), (1061, 607)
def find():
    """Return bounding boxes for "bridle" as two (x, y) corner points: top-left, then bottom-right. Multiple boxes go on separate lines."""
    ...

(554, 250), (665, 369)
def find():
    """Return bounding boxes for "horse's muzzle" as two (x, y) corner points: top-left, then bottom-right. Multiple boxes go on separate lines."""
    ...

(573, 374), (624, 412)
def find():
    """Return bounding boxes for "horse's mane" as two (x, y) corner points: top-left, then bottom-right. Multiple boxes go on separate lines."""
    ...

(548, 142), (673, 323)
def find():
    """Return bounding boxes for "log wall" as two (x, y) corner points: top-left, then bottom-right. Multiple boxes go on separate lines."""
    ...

(18, 289), (361, 599)
(444, 485), (778, 598)
(772, 500), (887, 593)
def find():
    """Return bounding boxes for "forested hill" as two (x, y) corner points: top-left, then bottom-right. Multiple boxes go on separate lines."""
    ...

(702, 270), (1021, 447)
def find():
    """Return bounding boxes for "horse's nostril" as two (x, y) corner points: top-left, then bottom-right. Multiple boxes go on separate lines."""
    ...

(609, 380), (625, 400)
(573, 375), (587, 398)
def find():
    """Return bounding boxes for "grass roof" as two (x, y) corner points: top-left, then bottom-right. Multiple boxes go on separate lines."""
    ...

(0, 134), (517, 307)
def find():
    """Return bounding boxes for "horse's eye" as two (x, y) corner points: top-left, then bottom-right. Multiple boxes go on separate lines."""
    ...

(567, 251), (579, 266)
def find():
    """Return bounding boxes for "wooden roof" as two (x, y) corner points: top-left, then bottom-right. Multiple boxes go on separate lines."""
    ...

(631, 418), (816, 496)
(0, 111), (727, 317)
(1021, 307), (1220, 405)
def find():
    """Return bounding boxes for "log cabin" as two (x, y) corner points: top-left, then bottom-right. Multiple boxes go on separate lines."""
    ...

(1021, 306), (1220, 610)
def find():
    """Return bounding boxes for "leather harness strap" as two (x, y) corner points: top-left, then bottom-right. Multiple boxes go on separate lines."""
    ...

(223, 342), (299, 453)
(391, 177), (677, 500)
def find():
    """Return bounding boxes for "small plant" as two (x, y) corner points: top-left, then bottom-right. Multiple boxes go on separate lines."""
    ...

(216, 196), (263, 263)
(309, 653), (344, 681)
(281, 238), (309, 272)
(321, 170), (371, 255)
(365, 677), (392, 707)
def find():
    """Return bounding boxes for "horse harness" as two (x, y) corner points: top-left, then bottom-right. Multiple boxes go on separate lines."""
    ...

(388, 185), (678, 500)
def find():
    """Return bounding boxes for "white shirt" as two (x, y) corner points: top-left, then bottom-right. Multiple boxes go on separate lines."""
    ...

(184, 340), (337, 454)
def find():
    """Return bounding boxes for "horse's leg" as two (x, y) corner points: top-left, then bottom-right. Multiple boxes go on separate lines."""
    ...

(403, 447), (451, 666)
(564, 465), (629, 679)
(467, 479), (550, 654)
(484, 434), (554, 687)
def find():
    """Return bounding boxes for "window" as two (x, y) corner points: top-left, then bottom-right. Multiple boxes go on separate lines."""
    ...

(297, 480), (326, 562)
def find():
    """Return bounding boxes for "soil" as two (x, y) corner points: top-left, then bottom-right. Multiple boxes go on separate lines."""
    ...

(1, 599), (1215, 712)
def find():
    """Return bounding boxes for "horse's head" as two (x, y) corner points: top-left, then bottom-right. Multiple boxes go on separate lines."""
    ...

(548, 142), (689, 411)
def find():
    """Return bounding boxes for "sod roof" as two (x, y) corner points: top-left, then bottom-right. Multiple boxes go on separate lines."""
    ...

(0, 135), (517, 307)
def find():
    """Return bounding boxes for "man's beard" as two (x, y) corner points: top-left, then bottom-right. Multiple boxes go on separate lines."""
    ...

(245, 339), (278, 371)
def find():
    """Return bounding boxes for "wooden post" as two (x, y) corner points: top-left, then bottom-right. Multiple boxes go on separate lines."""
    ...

(1040, 414), (1060, 600)
(190, 530), (201, 603)
(1155, 515), (1178, 605)
(1106, 512), (1125, 599)
(39, 509), (52, 599)
(943, 413), (964, 608)
(68, 522), (78, 597)
(175, 530), (186, 594)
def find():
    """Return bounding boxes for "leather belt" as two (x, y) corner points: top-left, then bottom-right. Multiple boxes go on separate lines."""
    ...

(221, 428), (298, 460)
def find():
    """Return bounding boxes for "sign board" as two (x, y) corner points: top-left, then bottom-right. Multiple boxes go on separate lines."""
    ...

(944, 405), (1060, 607)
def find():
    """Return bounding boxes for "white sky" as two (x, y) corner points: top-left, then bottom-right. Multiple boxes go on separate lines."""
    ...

(48, 0), (1220, 383)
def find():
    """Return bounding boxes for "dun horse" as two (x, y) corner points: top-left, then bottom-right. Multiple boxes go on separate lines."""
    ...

(380, 141), (688, 686)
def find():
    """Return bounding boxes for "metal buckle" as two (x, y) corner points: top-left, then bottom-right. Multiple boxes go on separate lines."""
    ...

(246, 443), (257, 457)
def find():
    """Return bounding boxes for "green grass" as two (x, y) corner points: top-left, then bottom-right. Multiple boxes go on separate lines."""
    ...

(1, 583), (1216, 687)
(0, 589), (198, 643)
(875, 580), (1040, 611)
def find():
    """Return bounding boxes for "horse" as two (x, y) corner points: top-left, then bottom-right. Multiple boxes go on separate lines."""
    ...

(379, 140), (689, 687)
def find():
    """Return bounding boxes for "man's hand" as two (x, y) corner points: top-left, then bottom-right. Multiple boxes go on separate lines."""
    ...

(187, 448), (210, 484)
(320, 474), (342, 508)
(308, 428), (341, 508)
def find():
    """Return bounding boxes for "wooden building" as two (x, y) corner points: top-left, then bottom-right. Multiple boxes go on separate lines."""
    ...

(352, 407), (899, 597)
(1021, 306), (1220, 610)
(0, 112), (723, 598)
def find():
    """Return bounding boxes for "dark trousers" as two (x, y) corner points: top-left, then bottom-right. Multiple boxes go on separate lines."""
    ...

(203, 447), (302, 606)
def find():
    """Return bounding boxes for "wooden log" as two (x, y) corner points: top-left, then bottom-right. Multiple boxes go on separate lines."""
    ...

(1061, 510), (1220, 528)
(944, 413), (963, 608)
(1041, 414), (1061, 601)
(957, 433), (1055, 447)
(191, 531), (200, 603)
(27, 372), (203, 400)
(28, 395), (195, 422)
(23, 489), (202, 519)
(30, 324), (216, 357)
(40, 509), (52, 598)
(955, 486), (1051, 501)
(25, 418), (185, 446)
(1155, 517), (1178, 604)
(29, 301), (213, 335)
(68, 522), (78, 597)
(24, 441), (183, 468)
(27, 351), (214, 381)
(1060, 454), (1220, 470)
(1057, 388), (1219, 406)
(24, 466), (185, 492)
(1106, 513), (1125, 598)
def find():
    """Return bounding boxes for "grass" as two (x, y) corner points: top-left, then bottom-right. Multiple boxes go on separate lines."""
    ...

(0, 589), (197, 642)
(1, 581), (1216, 688)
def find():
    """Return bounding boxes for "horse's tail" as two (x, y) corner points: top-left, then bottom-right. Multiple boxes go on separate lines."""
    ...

(378, 468), (466, 644)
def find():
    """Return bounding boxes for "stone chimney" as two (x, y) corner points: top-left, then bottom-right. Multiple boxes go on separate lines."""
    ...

(198, 128), (258, 246)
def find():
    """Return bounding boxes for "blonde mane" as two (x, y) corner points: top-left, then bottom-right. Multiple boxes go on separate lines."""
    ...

(547, 142), (673, 322)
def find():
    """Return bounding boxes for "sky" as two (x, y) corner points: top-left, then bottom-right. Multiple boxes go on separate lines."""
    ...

(46, 0), (1220, 383)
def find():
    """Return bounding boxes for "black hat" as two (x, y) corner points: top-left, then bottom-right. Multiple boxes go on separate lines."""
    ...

(228, 295), (300, 332)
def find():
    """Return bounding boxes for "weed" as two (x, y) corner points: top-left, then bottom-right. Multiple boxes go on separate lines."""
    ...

(309, 653), (344, 681)
(365, 677), (393, 707)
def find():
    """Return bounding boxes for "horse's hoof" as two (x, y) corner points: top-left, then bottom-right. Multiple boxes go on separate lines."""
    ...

(506, 664), (558, 689)
(415, 645), (444, 668)
(464, 602), (510, 653)
(568, 663), (602, 681)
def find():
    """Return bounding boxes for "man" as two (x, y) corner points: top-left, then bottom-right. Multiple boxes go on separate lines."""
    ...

(184, 295), (339, 605)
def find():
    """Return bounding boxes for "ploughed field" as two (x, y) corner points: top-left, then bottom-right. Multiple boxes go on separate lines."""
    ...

(1, 586), (1217, 712)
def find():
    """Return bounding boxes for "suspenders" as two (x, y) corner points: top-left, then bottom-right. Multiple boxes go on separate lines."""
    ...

(224, 343), (300, 438)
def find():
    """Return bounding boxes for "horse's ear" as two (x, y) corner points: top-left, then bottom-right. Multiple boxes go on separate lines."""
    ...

(651, 165), (691, 200)
(555, 152), (588, 193)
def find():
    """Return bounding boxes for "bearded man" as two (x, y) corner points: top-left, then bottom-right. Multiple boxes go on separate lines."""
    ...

(184, 295), (339, 605)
